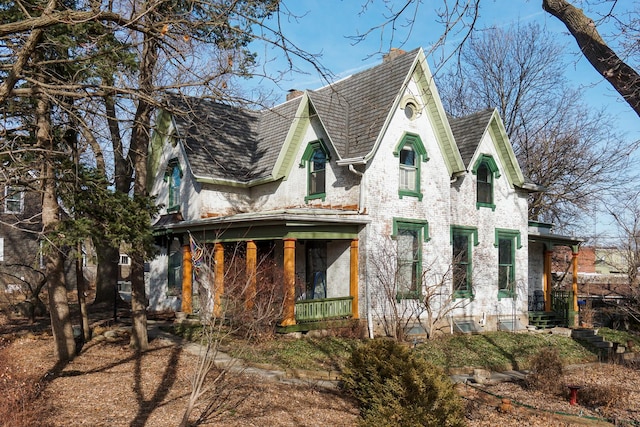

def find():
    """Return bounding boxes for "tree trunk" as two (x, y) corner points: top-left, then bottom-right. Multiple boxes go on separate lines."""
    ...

(37, 92), (76, 362)
(127, 6), (158, 351)
(542, 0), (640, 116)
(93, 243), (121, 306)
(76, 243), (90, 342)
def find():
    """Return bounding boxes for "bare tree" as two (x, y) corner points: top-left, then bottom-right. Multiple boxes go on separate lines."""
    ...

(353, 1), (640, 118)
(606, 189), (640, 287)
(0, 0), (327, 358)
(542, 0), (640, 117)
(438, 23), (637, 229)
(180, 237), (285, 426)
(369, 235), (469, 341)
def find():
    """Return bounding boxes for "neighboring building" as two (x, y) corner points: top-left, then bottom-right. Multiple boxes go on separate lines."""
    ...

(0, 184), (44, 293)
(146, 47), (580, 335)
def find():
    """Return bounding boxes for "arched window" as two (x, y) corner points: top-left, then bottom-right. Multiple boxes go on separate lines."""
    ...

(393, 133), (428, 201)
(301, 140), (330, 201)
(164, 158), (183, 213)
(472, 154), (500, 210)
(476, 162), (492, 205)
(399, 145), (417, 192)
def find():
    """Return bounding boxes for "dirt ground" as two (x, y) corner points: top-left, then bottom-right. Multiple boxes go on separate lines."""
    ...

(1, 310), (640, 427)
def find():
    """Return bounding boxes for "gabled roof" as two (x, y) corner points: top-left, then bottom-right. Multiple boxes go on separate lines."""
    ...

(309, 49), (419, 159)
(157, 48), (476, 185)
(449, 109), (495, 166)
(164, 94), (302, 185)
(449, 108), (526, 188)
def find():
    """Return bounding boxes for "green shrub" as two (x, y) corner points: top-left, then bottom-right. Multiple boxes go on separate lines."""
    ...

(341, 339), (466, 427)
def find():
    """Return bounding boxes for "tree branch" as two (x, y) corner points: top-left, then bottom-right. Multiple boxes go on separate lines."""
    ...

(542, 0), (640, 116)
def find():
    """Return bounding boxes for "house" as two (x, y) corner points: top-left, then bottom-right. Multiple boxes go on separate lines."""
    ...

(147, 47), (581, 335)
(0, 182), (79, 303)
(0, 183), (45, 294)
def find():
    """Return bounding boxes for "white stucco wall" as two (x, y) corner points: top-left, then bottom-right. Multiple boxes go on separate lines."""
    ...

(362, 79), (456, 326)
(448, 129), (530, 326)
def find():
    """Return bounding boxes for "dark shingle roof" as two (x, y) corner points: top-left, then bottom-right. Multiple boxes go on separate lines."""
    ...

(448, 108), (494, 167)
(164, 49), (419, 183)
(165, 94), (301, 182)
(311, 49), (419, 158)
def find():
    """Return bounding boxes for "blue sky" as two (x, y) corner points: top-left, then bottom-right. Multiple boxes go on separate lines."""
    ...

(243, 0), (640, 241)
(245, 0), (639, 144)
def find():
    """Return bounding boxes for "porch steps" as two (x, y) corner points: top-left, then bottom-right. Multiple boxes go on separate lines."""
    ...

(571, 328), (613, 349)
(528, 311), (563, 329)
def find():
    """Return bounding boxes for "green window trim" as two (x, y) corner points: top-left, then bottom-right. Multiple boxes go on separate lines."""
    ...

(301, 140), (330, 202)
(472, 154), (500, 211)
(450, 226), (478, 299)
(163, 158), (183, 213)
(392, 218), (429, 300)
(393, 133), (428, 201)
(494, 228), (521, 299)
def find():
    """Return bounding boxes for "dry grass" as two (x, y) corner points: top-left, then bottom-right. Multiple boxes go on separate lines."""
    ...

(2, 307), (639, 427)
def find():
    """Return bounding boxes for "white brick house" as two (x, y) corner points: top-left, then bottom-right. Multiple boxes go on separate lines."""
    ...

(146, 47), (579, 335)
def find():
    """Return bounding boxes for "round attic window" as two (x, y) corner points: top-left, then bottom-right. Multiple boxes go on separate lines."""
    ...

(404, 102), (417, 120)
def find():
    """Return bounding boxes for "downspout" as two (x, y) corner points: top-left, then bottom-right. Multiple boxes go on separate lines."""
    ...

(347, 163), (374, 337)
(348, 164), (366, 214)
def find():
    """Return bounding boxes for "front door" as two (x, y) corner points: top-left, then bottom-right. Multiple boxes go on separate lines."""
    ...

(306, 241), (327, 299)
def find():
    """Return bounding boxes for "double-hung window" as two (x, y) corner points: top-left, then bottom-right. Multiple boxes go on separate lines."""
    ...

(167, 238), (182, 296)
(4, 186), (24, 214)
(451, 226), (478, 298)
(495, 229), (521, 298)
(472, 154), (500, 210)
(394, 133), (428, 201)
(393, 218), (429, 300)
(301, 140), (330, 202)
(164, 158), (183, 213)
(399, 146), (417, 192)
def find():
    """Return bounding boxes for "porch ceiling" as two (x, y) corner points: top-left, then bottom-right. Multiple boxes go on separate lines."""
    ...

(153, 209), (369, 242)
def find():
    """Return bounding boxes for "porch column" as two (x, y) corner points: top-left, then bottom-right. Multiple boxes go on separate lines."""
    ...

(181, 243), (193, 314)
(544, 249), (552, 312)
(281, 238), (296, 327)
(350, 239), (359, 319)
(572, 246), (579, 312)
(245, 240), (257, 311)
(214, 243), (224, 318)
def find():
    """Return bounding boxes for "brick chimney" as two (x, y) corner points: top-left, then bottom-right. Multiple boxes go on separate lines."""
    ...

(383, 48), (407, 63)
(286, 89), (303, 101)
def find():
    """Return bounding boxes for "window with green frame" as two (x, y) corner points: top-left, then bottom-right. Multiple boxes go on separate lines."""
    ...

(164, 158), (183, 213)
(393, 218), (429, 300)
(451, 226), (478, 298)
(167, 239), (182, 296)
(494, 229), (521, 298)
(393, 133), (428, 201)
(301, 140), (330, 201)
(472, 154), (500, 210)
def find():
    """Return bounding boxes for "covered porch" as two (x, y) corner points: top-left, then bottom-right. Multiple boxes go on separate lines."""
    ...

(528, 221), (584, 328)
(153, 210), (369, 331)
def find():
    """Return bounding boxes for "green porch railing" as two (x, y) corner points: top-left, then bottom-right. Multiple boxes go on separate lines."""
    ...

(295, 296), (353, 323)
(551, 290), (573, 326)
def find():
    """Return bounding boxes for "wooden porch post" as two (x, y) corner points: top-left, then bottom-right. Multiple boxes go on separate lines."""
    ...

(214, 243), (224, 318)
(572, 246), (579, 312)
(350, 239), (359, 319)
(181, 243), (193, 314)
(281, 238), (296, 327)
(544, 249), (552, 312)
(245, 240), (257, 311)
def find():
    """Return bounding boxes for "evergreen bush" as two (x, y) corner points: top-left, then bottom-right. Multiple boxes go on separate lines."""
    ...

(341, 339), (466, 427)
